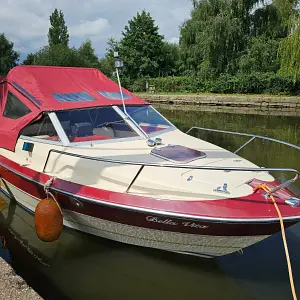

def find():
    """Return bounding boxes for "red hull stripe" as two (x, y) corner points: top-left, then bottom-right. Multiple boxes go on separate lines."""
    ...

(0, 154), (300, 222)
(0, 161), (298, 236)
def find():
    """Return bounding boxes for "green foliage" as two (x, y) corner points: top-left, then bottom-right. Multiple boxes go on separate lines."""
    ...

(278, 11), (300, 81)
(273, 0), (298, 28)
(77, 40), (100, 68)
(238, 37), (280, 73)
(251, 4), (286, 38)
(127, 73), (300, 95)
(160, 42), (181, 76)
(119, 10), (165, 78)
(33, 44), (87, 67)
(48, 9), (69, 47)
(0, 33), (20, 75)
(180, 0), (259, 75)
(99, 38), (119, 76)
(30, 42), (101, 68)
(179, 0), (294, 77)
(23, 53), (37, 65)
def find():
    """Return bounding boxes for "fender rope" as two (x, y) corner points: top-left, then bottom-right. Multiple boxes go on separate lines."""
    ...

(43, 177), (63, 216)
(254, 183), (297, 300)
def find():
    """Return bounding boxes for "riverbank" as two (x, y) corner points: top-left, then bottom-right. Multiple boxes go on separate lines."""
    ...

(138, 93), (300, 109)
(0, 257), (43, 300)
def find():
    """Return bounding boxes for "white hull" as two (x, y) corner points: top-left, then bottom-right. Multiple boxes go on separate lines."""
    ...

(1, 179), (271, 258)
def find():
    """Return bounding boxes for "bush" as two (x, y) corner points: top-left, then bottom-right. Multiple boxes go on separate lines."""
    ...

(125, 73), (300, 95)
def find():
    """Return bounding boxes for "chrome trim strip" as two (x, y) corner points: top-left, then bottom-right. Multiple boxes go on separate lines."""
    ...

(19, 136), (63, 146)
(11, 81), (42, 107)
(42, 149), (299, 194)
(1, 160), (300, 224)
(66, 135), (143, 147)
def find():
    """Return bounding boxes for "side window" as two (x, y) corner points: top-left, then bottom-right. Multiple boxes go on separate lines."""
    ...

(20, 115), (60, 142)
(3, 92), (31, 119)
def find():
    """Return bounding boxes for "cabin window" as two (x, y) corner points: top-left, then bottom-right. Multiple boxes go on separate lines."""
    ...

(98, 91), (132, 100)
(3, 92), (31, 119)
(20, 115), (60, 142)
(52, 92), (96, 102)
(56, 106), (138, 143)
(120, 105), (173, 134)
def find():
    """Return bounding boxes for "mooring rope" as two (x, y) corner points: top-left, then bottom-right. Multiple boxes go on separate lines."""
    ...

(254, 183), (297, 300)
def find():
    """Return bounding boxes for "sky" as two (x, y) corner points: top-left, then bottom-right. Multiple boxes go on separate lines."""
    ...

(0, 0), (193, 62)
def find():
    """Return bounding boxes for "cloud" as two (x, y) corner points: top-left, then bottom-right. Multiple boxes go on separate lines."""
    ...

(69, 18), (111, 38)
(168, 37), (180, 44)
(0, 0), (192, 61)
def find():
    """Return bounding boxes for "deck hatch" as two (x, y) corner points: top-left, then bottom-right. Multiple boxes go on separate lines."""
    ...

(151, 145), (206, 163)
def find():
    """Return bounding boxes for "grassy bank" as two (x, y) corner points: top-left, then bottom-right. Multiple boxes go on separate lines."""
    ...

(136, 92), (300, 99)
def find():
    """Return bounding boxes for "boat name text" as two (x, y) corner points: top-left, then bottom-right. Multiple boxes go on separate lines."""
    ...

(146, 216), (209, 229)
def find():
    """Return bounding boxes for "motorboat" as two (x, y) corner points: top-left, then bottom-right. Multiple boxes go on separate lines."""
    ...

(0, 65), (299, 258)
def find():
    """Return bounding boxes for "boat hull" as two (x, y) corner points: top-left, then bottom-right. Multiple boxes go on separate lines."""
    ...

(0, 177), (295, 258)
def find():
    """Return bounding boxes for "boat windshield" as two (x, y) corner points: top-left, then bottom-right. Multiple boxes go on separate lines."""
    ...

(55, 106), (139, 143)
(120, 105), (173, 134)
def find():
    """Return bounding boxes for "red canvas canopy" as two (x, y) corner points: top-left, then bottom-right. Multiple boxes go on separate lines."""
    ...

(0, 66), (148, 151)
(7, 66), (147, 110)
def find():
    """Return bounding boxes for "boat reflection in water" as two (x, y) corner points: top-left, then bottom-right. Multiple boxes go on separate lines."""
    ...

(2, 191), (300, 300)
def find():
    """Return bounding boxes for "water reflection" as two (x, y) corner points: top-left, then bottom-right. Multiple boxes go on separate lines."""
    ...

(0, 110), (299, 300)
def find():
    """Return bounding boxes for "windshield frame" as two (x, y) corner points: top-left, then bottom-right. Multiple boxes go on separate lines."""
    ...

(117, 104), (176, 137)
(21, 105), (176, 147)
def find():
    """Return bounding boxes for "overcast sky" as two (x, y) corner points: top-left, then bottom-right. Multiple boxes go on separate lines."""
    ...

(1, 0), (192, 62)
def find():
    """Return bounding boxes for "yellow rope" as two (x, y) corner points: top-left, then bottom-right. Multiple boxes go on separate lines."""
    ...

(1, 237), (6, 249)
(254, 184), (297, 300)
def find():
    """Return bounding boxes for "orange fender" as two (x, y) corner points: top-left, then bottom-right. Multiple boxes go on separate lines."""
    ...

(35, 198), (63, 242)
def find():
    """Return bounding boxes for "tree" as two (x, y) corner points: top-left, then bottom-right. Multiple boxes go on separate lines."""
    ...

(179, 0), (283, 76)
(278, 12), (300, 81)
(0, 33), (20, 75)
(33, 44), (86, 67)
(274, 0), (298, 28)
(238, 37), (280, 73)
(48, 9), (69, 47)
(99, 38), (119, 76)
(23, 53), (36, 65)
(119, 10), (165, 78)
(160, 42), (181, 76)
(190, 0), (199, 8)
(251, 4), (286, 38)
(77, 39), (100, 68)
(180, 0), (246, 75)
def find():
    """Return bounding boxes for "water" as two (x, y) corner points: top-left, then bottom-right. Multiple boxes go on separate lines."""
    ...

(0, 108), (299, 300)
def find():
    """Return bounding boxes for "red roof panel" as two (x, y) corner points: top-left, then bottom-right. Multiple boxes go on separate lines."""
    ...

(6, 66), (147, 111)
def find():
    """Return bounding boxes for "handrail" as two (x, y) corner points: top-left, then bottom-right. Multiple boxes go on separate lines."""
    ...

(185, 126), (300, 193)
(43, 149), (299, 194)
(186, 127), (300, 152)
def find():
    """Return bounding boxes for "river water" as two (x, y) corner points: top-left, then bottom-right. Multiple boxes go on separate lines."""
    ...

(0, 108), (299, 300)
